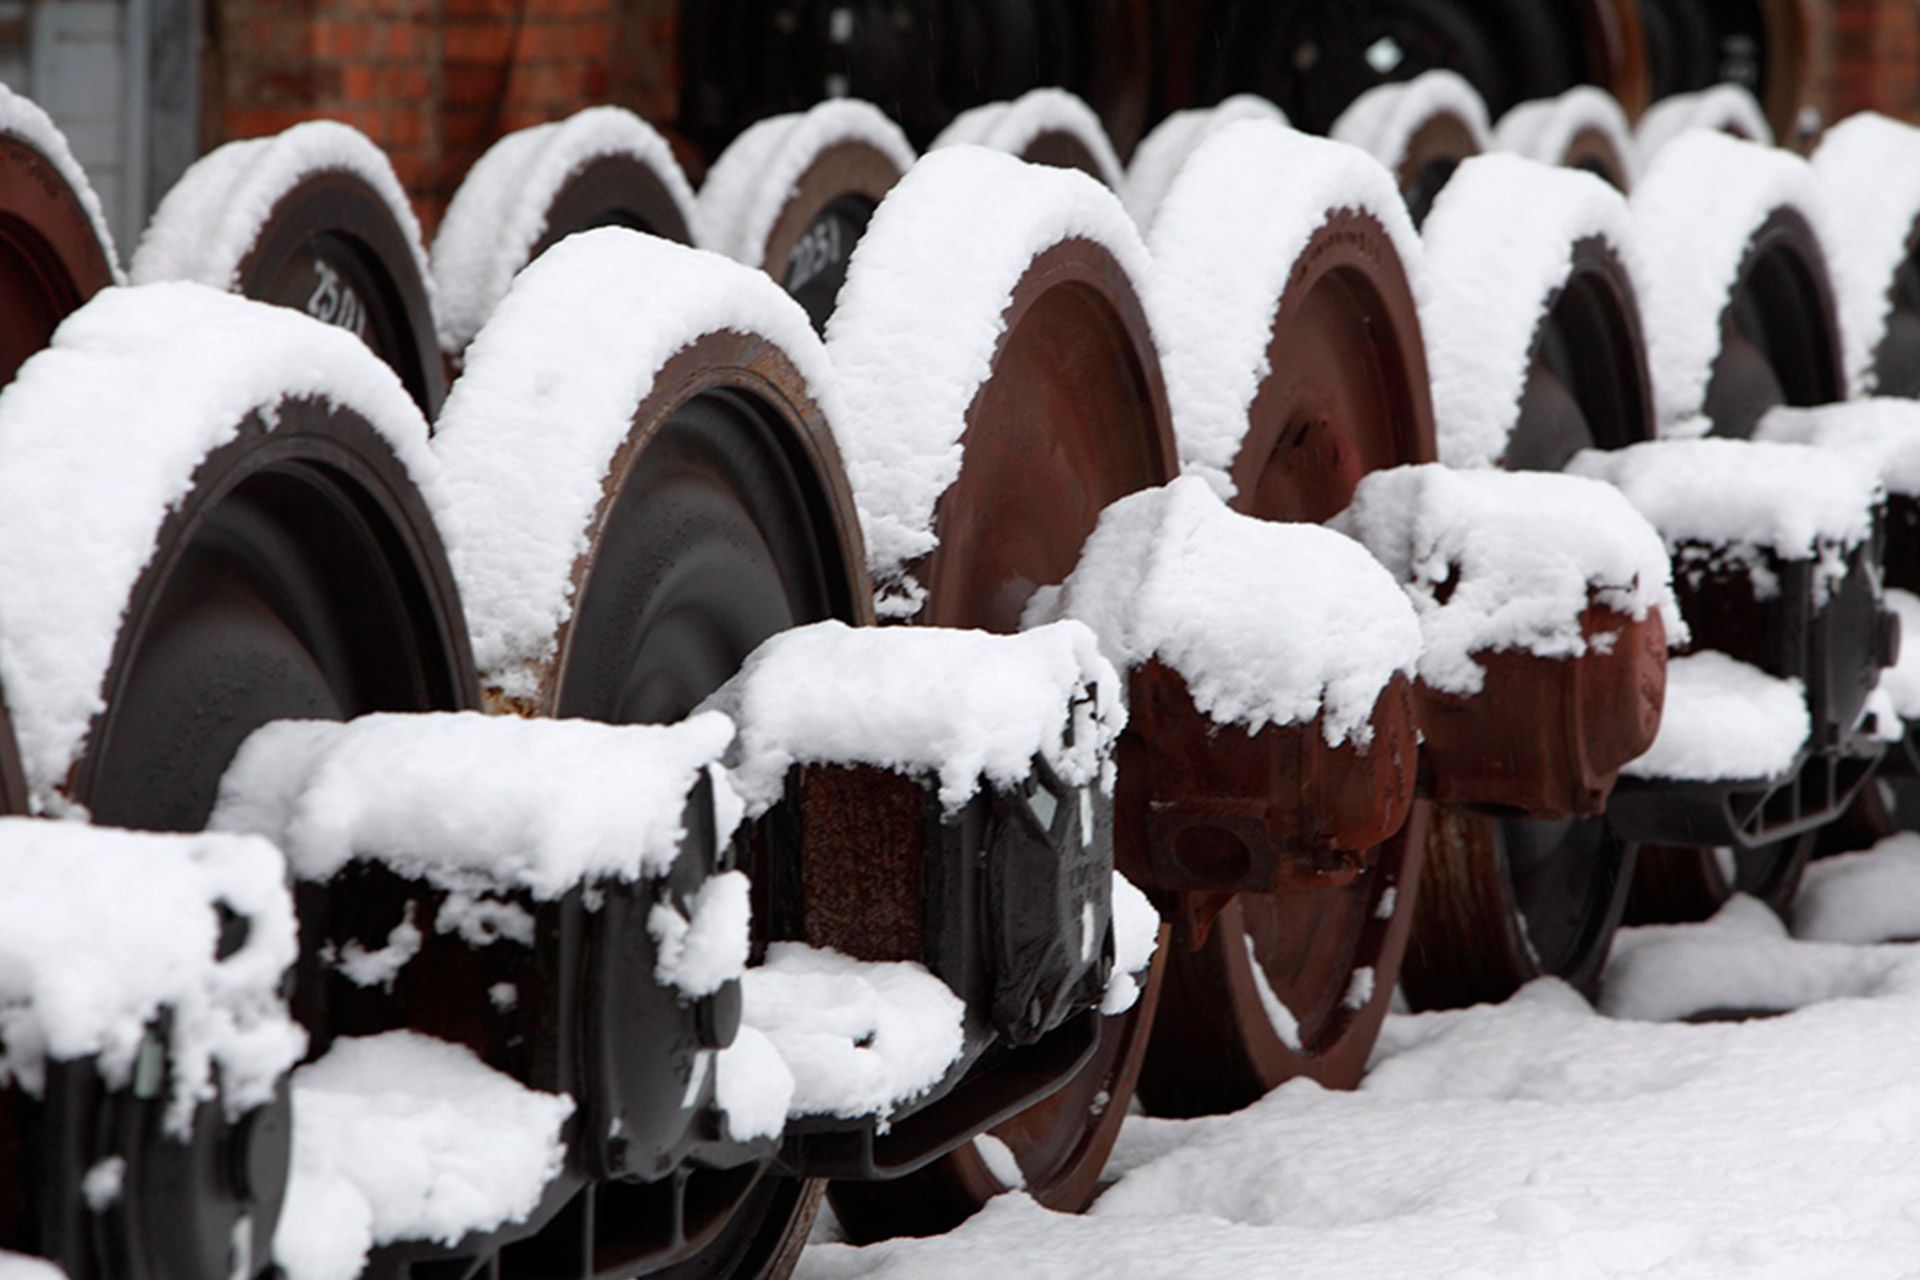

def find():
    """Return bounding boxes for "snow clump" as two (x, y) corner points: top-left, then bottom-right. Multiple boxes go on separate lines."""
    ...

(1795, 832), (1920, 945)
(1330, 68), (1490, 175)
(1619, 651), (1807, 783)
(1634, 83), (1773, 168)
(1810, 112), (1920, 393)
(0, 84), (121, 278)
(1103, 872), (1162, 1016)
(930, 87), (1124, 189)
(1123, 95), (1288, 230)
(1492, 85), (1636, 185)
(1756, 399), (1920, 495)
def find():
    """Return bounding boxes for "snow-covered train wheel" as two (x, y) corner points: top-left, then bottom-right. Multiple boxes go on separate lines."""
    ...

(1135, 125), (1431, 1114)
(1494, 86), (1637, 192)
(822, 148), (1173, 1230)
(699, 100), (914, 332)
(437, 230), (868, 1277)
(1812, 113), (1920, 398)
(1331, 70), (1491, 226)
(1694, 209), (1842, 437)
(929, 87), (1126, 189)
(432, 107), (698, 360)
(0, 87), (117, 387)
(132, 121), (445, 419)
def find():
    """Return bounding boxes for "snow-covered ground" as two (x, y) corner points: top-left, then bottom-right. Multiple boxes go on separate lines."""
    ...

(801, 831), (1920, 1278)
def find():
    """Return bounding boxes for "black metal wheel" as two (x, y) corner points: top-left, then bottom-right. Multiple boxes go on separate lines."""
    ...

(1699, 207), (1843, 438)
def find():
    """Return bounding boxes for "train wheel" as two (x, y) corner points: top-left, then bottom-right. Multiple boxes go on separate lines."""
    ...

(1811, 113), (1920, 397)
(0, 86), (117, 387)
(698, 99), (914, 331)
(929, 87), (1125, 189)
(432, 106), (699, 360)
(436, 229), (869, 1277)
(1330, 70), (1491, 225)
(1493, 86), (1638, 192)
(1135, 124), (1431, 1111)
(1633, 83), (1775, 167)
(1630, 0), (1811, 145)
(131, 120), (446, 418)
(1122, 94), (1286, 231)
(821, 147), (1173, 1230)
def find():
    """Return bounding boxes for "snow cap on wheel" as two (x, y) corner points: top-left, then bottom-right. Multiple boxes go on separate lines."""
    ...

(697, 98), (914, 267)
(824, 144), (1152, 615)
(1421, 153), (1644, 468)
(0, 282), (441, 812)
(1634, 84), (1774, 169)
(431, 106), (699, 355)
(131, 120), (431, 304)
(1330, 68), (1491, 176)
(434, 229), (842, 695)
(1148, 119), (1421, 497)
(930, 87), (1126, 190)
(1630, 130), (1832, 431)
(1124, 94), (1288, 230)
(1493, 85), (1636, 186)
(0, 83), (122, 280)
(1811, 112), (1920, 395)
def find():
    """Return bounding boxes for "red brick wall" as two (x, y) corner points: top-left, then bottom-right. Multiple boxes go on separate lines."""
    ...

(1824, 0), (1920, 124)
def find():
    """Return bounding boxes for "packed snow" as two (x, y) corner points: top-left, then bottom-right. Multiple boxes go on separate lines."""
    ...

(131, 120), (431, 305)
(929, 88), (1124, 190)
(824, 146), (1150, 615)
(0, 819), (304, 1133)
(701, 619), (1121, 814)
(801, 854), (1920, 1278)
(1122, 95), (1288, 230)
(698, 99), (915, 267)
(1819, 116), (1920, 396)
(1796, 831), (1920, 945)
(1027, 476), (1419, 745)
(1492, 86), (1636, 185)
(273, 1031), (573, 1280)
(1756, 399), (1920, 495)
(1629, 131), (1831, 428)
(1146, 120), (1420, 496)
(741, 942), (966, 1121)
(1103, 872), (1161, 1016)
(1335, 464), (1679, 696)
(435, 229), (837, 695)
(1879, 589), (1920, 719)
(211, 710), (739, 895)
(1420, 153), (1644, 468)
(1634, 84), (1774, 168)
(1619, 650), (1807, 782)
(0, 84), (121, 278)
(0, 282), (440, 812)
(649, 870), (751, 998)
(714, 1024), (795, 1141)
(1329, 68), (1491, 175)
(430, 107), (699, 354)
(0, 1253), (64, 1280)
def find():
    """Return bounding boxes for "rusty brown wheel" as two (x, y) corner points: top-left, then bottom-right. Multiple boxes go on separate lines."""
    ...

(820, 149), (1173, 1233)
(432, 107), (699, 360)
(0, 285), (472, 1280)
(1133, 126), (1433, 1114)
(132, 121), (445, 419)
(698, 100), (914, 332)
(1331, 70), (1490, 226)
(0, 90), (116, 388)
(1812, 113), (1920, 399)
(436, 229), (870, 1279)
(929, 87), (1126, 189)
(1493, 87), (1638, 192)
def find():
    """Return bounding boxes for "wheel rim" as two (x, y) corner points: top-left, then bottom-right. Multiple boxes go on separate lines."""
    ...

(1871, 225), (1920, 397)
(1398, 108), (1482, 227)
(1017, 130), (1113, 186)
(238, 171), (447, 419)
(0, 129), (115, 387)
(754, 141), (902, 332)
(532, 151), (694, 252)
(1700, 209), (1842, 439)
(1560, 123), (1634, 192)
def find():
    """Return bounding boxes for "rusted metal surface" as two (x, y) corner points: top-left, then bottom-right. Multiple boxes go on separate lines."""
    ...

(236, 170), (448, 419)
(797, 763), (926, 962)
(0, 129), (116, 388)
(1560, 122), (1635, 191)
(1418, 603), (1666, 818)
(753, 139), (904, 330)
(1018, 129), (1113, 185)
(1398, 106), (1483, 226)
(1581, 0), (1652, 118)
(1116, 661), (1417, 897)
(529, 150), (693, 250)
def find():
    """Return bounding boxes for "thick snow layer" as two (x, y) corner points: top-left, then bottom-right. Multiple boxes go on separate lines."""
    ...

(435, 228), (837, 694)
(1336, 464), (1679, 696)
(801, 885), (1920, 1278)
(824, 146), (1150, 614)
(1796, 832), (1920, 945)
(0, 84), (121, 280)
(0, 820), (303, 1134)
(0, 282), (440, 812)
(273, 1032), (572, 1280)
(430, 107), (699, 354)
(132, 120), (429, 305)
(212, 710), (738, 896)
(1102, 872), (1161, 1016)
(1147, 120), (1420, 496)
(1329, 69), (1491, 174)
(698, 99), (915, 267)
(741, 943), (965, 1121)
(1879, 589), (1920, 719)
(1420, 153), (1643, 468)
(1619, 650), (1807, 782)
(650, 870), (751, 997)
(1756, 399), (1920, 495)
(1030, 476), (1419, 744)
(1568, 438), (1878, 563)
(1629, 130), (1829, 428)
(701, 619), (1121, 814)
(1122, 95), (1288, 230)
(1811, 113), (1920, 393)
(1492, 85), (1636, 184)
(0, 1254), (64, 1280)
(1634, 84), (1774, 169)
(714, 1024), (794, 1142)
(929, 88), (1124, 190)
